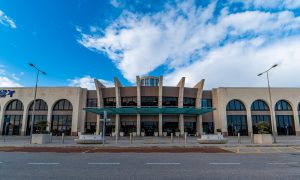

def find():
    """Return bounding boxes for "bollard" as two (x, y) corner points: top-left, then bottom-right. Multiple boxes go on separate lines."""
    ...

(251, 132), (254, 144)
(171, 133), (174, 143)
(237, 133), (241, 144)
(62, 133), (65, 144)
(130, 133), (132, 144)
(184, 132), (187, 145)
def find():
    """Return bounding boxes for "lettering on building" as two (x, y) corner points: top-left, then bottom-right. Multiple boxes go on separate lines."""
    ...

(0, 90), (15, 98)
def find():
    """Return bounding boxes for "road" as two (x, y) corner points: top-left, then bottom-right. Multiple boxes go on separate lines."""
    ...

(0, 152), (299, 180)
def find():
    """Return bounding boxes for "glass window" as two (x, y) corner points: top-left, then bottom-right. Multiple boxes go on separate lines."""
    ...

(201, 99), (212, 108)
(162, 97), (178, 107)
(6, 100), (23, 111)
(53, 99), (73, 111)
(251, 100), (269, 111)
(141, 96), (158, 107)
(29, 99), (48, 111)
(86, 98), (97, 107)
(51, 115), (72, 136)
(275, 100), (292, 111)
(184, 98), (196, 107)
(226, 100), (246, 111)
(103, 97), (116, 107)
(227, 115), (248, 136)
(121, 97), (137, 107)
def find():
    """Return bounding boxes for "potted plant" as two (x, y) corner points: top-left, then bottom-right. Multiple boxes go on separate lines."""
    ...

(254, 121), (272, 144)
(175, 128), (180, 137)
(132, 127), (137, 137)
(154, 128), (159, 137)
(31, 120), (50, 144)
(163, 129), (168, 137)
(141, 129), (145, 137)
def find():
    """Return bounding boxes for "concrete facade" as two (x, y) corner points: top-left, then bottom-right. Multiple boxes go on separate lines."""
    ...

(0, 77), (300, 137)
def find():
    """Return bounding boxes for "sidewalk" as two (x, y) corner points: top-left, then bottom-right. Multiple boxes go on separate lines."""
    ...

(0, 135), (300, 148)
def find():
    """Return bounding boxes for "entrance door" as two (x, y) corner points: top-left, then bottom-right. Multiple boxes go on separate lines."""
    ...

(141, 121), (158, 136)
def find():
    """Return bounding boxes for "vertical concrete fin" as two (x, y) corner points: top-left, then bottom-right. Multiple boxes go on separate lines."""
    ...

(114, 77), (121, 108)
(94, 79), (104, 135)
(114, 77), (122, 87)
(136, 76), (141, 107)
(194, 79), (205, 108)
(177, 77), (185, 108)
(159, 76), (163, 108)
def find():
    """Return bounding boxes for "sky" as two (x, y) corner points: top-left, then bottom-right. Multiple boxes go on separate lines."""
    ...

(1, 0), (300, 90)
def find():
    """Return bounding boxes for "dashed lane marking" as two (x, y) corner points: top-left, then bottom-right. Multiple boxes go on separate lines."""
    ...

(267, 162), (298, 165)
(209, 163), (241, 165)
(27, 163), (60, 165)
(88, 163), (120, 165)
(146, 163), (181, 165)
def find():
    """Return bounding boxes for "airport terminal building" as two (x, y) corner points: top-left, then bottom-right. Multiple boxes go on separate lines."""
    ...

(0, 76), (299, 137)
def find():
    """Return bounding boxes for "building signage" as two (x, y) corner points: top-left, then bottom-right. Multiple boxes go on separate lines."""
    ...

(0, 90), (15, 98)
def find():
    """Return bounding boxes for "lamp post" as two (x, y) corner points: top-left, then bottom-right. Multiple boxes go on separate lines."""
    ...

(29, 63), (47, 144)
(257, 64), (278, 143)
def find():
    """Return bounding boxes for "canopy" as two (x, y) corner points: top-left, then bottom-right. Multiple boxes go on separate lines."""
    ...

(84, 107), (214, 115)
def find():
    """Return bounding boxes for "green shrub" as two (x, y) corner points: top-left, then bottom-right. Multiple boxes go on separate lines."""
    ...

(255, 121), (271, 134)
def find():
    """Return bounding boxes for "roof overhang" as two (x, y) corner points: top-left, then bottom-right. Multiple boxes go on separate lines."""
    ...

(84, 107), (215, 115)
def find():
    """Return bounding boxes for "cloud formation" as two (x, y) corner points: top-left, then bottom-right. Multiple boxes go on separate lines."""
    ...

(68, 76), (114, 89)
(78, 0), (300, 88)
(0, 10), (16, 28)
(0, 65), (22, 87)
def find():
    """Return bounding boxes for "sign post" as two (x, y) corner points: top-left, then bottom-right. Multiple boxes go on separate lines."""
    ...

(100, 111), (110, 146)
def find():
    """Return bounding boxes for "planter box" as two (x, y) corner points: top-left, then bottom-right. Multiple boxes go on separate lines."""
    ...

(154, 132), (159, 137)
(175, 132), (180, 137)
(141, 132), (145, 137)
(197, 134), (228, 144)
(120, 132), (124, 137)
(132, 132), (137, 137)
(163, 132), (167, 137)
(254, 134), (273, 144)
(74, 135), (103, 144)
(111, 132), (116, 137)
(32, 134), (50, 144)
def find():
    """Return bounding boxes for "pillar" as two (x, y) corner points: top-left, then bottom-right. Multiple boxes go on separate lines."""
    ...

(246, 108), (252, 136)
(196, 115), (203, 135)
(159, 114), (163, 136)
(179, 114), (184, 135)
(137, 114), (141, 136)
(115, 114), (120, 135)
(293, 110), (300, 136)
(21, 107), (28, 136)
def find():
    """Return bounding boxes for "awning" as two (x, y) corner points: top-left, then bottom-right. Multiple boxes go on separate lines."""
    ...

(84, 107), (215, 115)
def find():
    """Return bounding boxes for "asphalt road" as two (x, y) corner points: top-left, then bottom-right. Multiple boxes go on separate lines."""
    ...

(0, 152), (299, 180)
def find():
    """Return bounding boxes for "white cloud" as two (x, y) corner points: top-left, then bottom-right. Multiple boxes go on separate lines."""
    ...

(0, 66), (22, 87)
(231, 0), (300, 9)
(78, 0), (300, 88)
(110, 0), (122, 8)
(0, 9), (16, 28)
(68, 76), (114, 89)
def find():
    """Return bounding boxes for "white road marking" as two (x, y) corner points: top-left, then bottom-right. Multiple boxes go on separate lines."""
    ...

(146, 163), (181, 165)
(88, 163), (120, 165)
(267, 162), (298, 165)
(0, 162), (3, 164)
(27, 163), (60, 165)
(209, 163), (241, 165)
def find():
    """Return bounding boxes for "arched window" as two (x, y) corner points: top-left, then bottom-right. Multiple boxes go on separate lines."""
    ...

(26, 99), (48, 135)
(6, 100), (23, 111)
(3, 100), (24, 135)
(29, 99), (48, 111)
(275, 100), (295, 135)
(251, 100), (269, 111)
(226, 99), (246, 111)
(226, 99), (248, 136)
(51, 99), (73, 136)
(275, 100), (292, 111)
(53, 99), (73, 110)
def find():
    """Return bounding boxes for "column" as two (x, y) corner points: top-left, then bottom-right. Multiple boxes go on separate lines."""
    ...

(46, 108), (52, 132)
(246, 108), (253, 136)
(115, 114), (120, 135)
(293, 110), (300, 136)
(196, 115), (203, 135)
(0, 109), (4, 135)
(159, 114), (163, 136)
(21, 106), (28, 136)
(179, 114), (184, 135)
(137, 114), (141, 136)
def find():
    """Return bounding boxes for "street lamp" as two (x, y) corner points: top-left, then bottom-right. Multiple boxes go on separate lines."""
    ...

(257, 64), (278, 143)
(29, 63), (47, 144)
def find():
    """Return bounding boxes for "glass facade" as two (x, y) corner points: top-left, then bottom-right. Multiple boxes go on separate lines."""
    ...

(163, 122), (178, 136)
(26, 115), (48, 135)
(86, 98), (97, 107)
(85, 122), (96, 134)
(53, 99), (73, 110)
(275, 100), (293, 111)
(2, 115), (22, 135)
(201, 99), (213, 108)
(121, 97), (137, 107)
(203, 122), (214, 134)
(29, 99), (48, 110)
(51, 115), (72, 136)
(227, 115), (248, 136)
(103, 97), (116, 107)
(183, 98), (195, 107)
(141, 121), (158, 136)
(251, 115), (271, 134)
(226, 99), (246, 111)
(162, 97), (178, 107)
(184, 122), (196, 135)
(275, 100), (295, 135)
(251, 100), (269, 111)
(120, 121), (136, 136)
(141, 77), (159, 86)
(6, 100), (23, 111)
(141, 96), (158, 107)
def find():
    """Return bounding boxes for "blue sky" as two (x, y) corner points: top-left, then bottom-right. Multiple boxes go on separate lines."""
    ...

(1, 0), (300, 89)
